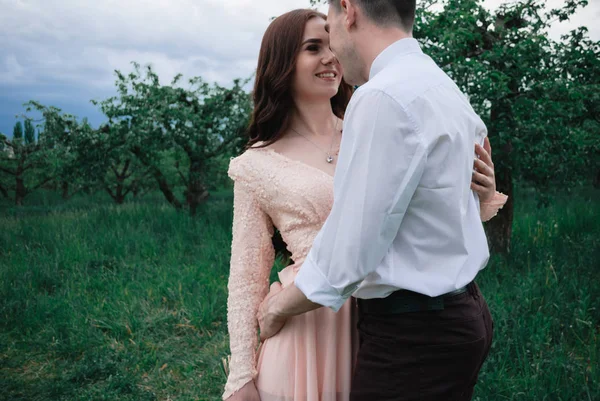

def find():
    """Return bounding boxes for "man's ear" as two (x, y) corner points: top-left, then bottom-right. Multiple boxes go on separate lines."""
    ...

(341, 0), (357, 30)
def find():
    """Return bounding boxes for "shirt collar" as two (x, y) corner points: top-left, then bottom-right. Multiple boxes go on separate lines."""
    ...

(369, 38), (423, 80)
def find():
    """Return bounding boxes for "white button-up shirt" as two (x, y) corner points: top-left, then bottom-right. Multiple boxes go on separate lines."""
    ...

(294, 38), (490, 312)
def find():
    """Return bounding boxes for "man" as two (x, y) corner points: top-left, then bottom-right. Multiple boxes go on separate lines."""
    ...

(258, 1), (494, 399)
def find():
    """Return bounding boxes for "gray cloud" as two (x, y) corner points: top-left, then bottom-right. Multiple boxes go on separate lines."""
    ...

(0, 0), (314, 134)
(0, 0), (597, 136)
(0, 0), (314, 89)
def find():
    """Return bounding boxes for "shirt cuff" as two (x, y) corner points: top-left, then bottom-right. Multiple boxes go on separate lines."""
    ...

(294, 255), (350, 313)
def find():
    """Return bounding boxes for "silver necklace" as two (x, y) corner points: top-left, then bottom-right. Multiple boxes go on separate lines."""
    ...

(290, 118), (340, 164)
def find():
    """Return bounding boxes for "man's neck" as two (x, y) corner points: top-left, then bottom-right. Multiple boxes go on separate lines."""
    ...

(356, 26), (412, 83)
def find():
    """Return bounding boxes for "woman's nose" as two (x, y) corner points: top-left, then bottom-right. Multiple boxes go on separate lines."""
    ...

(322, 48), (337, 65)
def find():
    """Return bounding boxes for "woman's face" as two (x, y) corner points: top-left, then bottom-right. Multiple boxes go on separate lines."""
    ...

(292, 17), (343, 102)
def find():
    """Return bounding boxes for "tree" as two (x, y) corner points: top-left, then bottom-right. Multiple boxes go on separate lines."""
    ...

(95, 63), (252, 215)
(24, 120), (36, 145)
(0, 119), (55, 206)
(22, 103), (153, 204)
(72, 122), (153, 204)
(21, 65), (251, 210)
(0, 135), (10, 199)
(312, 0), (599, 253)
(415, 0), (599, 253)
(12, 122), (23, 143)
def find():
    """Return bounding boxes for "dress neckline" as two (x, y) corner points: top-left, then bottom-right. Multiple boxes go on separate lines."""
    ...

(259, 148), (335, 181)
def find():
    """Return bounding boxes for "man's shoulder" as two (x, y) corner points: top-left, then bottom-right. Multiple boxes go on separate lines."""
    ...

(346, 85), (403, 118)
(365, 53), (457, 107)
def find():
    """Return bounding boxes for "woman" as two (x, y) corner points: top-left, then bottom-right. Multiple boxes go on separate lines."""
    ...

(223, 9), (506, 401)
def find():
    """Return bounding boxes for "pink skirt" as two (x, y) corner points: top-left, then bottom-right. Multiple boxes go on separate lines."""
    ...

(255, 265), (357, 401)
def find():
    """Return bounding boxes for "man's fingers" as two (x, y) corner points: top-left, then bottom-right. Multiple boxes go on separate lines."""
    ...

(267, 282), (283, 297)
(259, 315), (285, 342)
(258, 282), (286, 342)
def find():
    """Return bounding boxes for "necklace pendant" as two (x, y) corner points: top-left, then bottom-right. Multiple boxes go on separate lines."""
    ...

(326, 155), (334, 163)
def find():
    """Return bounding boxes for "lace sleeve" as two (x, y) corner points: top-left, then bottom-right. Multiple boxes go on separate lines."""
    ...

(222, 177), (275, 400)
(480, 191), (508, 222)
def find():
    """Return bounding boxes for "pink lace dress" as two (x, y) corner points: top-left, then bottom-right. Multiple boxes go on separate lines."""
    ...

(222, 147), (507, 401)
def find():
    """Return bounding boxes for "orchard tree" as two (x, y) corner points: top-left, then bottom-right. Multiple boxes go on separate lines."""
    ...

(23, 102), (153, 204)
(311, 0), (599, 253)
(95, 63), (252, 215)
(415, 0), (599, 252)
(0, 120), (55, 205)
(75, 122), (153, 204)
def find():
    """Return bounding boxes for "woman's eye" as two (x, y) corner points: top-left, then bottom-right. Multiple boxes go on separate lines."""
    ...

(306, 45), (319, 52)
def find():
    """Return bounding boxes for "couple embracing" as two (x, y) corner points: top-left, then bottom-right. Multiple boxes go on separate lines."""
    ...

(223, 1), (507, 400)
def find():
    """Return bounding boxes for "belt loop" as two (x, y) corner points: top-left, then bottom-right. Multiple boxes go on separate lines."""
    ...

(467, 282), (478, 299)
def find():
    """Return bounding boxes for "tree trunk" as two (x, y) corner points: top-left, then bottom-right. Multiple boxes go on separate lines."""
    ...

(62, 181), (70, 200)
(485, 100), (514, 255)
(154, 167), (182, 209)
(105, 182), (127, 205)
(187, 184), (209, 216)
(131, 147), (182, 209)
(115, 181), (126, 204)
(484, 167), (514, 254)
(0, 183), (8, 199)
(132, 182), (140, 198)
(186, 160), (209, 216)
(15, 175), (26, 206)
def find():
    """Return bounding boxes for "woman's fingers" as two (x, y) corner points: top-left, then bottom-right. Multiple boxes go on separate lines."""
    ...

(471, 181), (487, 195)
(483, 137), (492, 157)
(475, 143), (493, 168)
(474, 158), (493, 176)
(472, 171), (492, 187)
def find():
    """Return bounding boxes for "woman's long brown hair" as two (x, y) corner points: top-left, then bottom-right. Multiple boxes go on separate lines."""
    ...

(246, 9), (354, 149)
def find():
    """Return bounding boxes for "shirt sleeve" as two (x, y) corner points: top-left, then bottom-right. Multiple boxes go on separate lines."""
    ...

(222, 179), (275, 400)
(294, 89), (427, 311)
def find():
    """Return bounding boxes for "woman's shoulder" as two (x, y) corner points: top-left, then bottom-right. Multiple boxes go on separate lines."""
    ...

(228, 144), (273, 184)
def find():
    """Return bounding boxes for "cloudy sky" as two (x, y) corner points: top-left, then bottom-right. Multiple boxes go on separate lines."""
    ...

(1, 0), (598, 137)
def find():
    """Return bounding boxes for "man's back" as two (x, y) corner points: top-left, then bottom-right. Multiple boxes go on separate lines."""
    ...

(351, 38), (490, 298)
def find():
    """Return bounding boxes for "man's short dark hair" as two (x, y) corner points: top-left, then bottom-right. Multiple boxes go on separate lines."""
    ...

(328, 0), (416, 30)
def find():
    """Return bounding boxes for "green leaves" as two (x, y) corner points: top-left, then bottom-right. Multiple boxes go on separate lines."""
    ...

(411, 0), (599, 251)
(93, 63), (252, 213)
(12, 122), (23, 144)
(24, 120), (35, 145)
(308, 0), (598, 252)
(0, 116), (59, 205)
(18, 63), (252, 211)
(416, 0), (598, 187)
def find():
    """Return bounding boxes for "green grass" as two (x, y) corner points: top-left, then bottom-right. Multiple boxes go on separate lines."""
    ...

(0, 188), (598, 400)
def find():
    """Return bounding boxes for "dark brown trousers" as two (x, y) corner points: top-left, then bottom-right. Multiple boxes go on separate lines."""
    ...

(350, 283), (493, 401)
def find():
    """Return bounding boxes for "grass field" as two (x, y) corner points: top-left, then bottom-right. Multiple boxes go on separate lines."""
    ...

(1, 188), (598, 401)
